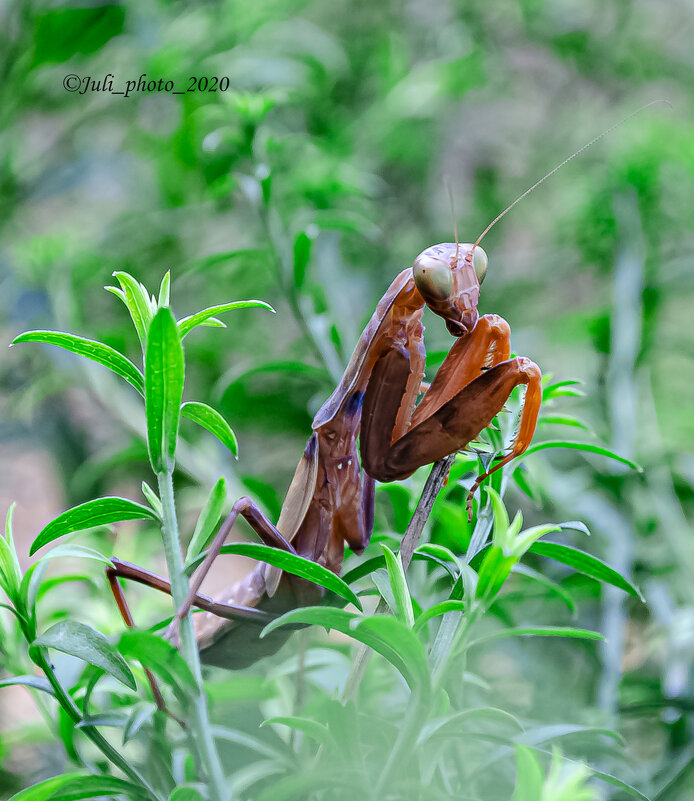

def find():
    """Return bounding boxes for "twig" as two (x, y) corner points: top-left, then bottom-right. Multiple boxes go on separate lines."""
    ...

(341, 454), (456, 701)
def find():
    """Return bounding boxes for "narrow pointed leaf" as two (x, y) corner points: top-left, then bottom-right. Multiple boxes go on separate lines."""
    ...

(414, 600), (466, 632)
(512, 524), (560, 558)
(0, 675), (54, 695)
(519, 440), (642, 471)
(181, 401), (238, 457)
(11, 331), (144, 393)
(169, 790), (205, 801)
(262, 607), (428, 693)
(372, 568), (398, 615)
(122, 702), (156, 744)
(145, 308), (184, 472)
(113, 271), (154, 348)
(178, 300), (275, 338)
(470, 626), (604, 647)
(261, 716), (332, 746)
(34, 621), (136, 690)
(185, 477), (226, 564)
(118, 630), (196, 694)
(0, 504), (21, 598)
(512, 746), (544, 801)
(188, 542), (361, 610)
(538, 414), (590, 431)
(46, 775), (149, 801)
(485, 487), (510, 550)
(476, 545), (516, 600)
(381, 544), (414, 627)
(31, 498), (158, 554)
(516, 722), (623, 746)
(158, 271), (171, 308)
(75, 712), (129, 728)
(141, 481), (163, 518)
(528, 747), (650, 801)
(6, 773), (148, 801)
(528, 541), (643, 600)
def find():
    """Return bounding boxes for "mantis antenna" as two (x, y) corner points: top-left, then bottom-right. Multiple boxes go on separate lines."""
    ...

(472, 99), (670, 252)
(444, 176), (460, 264)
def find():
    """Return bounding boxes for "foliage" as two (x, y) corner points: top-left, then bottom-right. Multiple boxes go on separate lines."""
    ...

(1, 0), (694, 799)
(2, 271), (645, 800)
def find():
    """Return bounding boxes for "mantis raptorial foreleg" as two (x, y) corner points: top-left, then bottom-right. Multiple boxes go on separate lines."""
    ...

(359, 310), (541, 508)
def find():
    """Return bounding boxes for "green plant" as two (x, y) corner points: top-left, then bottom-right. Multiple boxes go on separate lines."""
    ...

(0, 271), (651, 800)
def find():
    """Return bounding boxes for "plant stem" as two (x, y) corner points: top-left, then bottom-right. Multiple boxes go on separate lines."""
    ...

(32, 648), (163, 801)
(372, 688), (424, 800)
(157, 469), (230, 801)
(341, 454), (456, 701)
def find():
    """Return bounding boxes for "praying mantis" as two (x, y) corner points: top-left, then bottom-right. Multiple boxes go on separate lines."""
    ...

(107, 239), (541, 669)
(107, 103), (662, 671)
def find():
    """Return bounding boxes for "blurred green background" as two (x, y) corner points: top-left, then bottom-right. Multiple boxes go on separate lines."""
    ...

(1, 0), (693, 797)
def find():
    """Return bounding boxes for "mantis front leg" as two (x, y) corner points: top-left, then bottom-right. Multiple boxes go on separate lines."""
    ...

(360, 313), (542, 517)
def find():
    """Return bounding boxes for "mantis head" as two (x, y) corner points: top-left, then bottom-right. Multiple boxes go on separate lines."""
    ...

(413, 242), (488, 337)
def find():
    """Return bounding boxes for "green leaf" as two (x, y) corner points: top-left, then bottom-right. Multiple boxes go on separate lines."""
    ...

(261, 716), (332, 746)
(118, 630), (196, 697)
(168, 789), (205, 801)
(0, 504), (22, 599)
(485, 487), (510, 550)
(45, 775), (149, 801)
(122, 702), (156, 744)
(34, 621), (136, 690)
(419, 707), (524, 745)
(292, 231), (312, 289)
(476, 545), (517, 600)
(112, 271), (155, 349)
(519, 440), (642, 472)
(512, 746), (544, 801)
(7, 773), (87, 801)
(542, 379), (584, 401)
(516, 723), (624, 747)
(75, 712), (129, 728)
(181, 401), (238, 457)
(11, 331), (144, 394)
(188, 542), (362, 610)
(255, 771), (342, 801)
(26, 543), (112, 566)
(0, 675), (54, 695)
(145, 307), (185, 472)
(528, 541), (644, 600)
(185, 477), (226, 564)
(30, 497), (158, 554)
(211, 725), (295, 766)
(178, 300), (275, 338)
(528, 747), (651, 801)
(511, 524), (560, 558)
(415, 543), (462, 573)
(414, 600), (466, 632)
(372, 568), (397, 615)
(342, 550), (459, 585)
(141, 481), (163, 518)
(158, 271), (171, 308)
(381, 544), (414, 627)
(538, 414), (590, 431)
(262, 607), (429, 693)
(470, 626), (604, 648)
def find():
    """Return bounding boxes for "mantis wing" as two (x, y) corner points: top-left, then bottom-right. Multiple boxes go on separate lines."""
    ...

(264, 433), (319, 596)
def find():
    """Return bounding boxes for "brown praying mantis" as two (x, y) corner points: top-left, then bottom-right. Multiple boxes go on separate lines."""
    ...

(107, 103), (662, 673)
(108, 241), (540, 670)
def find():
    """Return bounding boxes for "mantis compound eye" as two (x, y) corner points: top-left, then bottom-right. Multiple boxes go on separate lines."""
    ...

(472, 246), (488, 284)
(413, 253), (453, 300)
